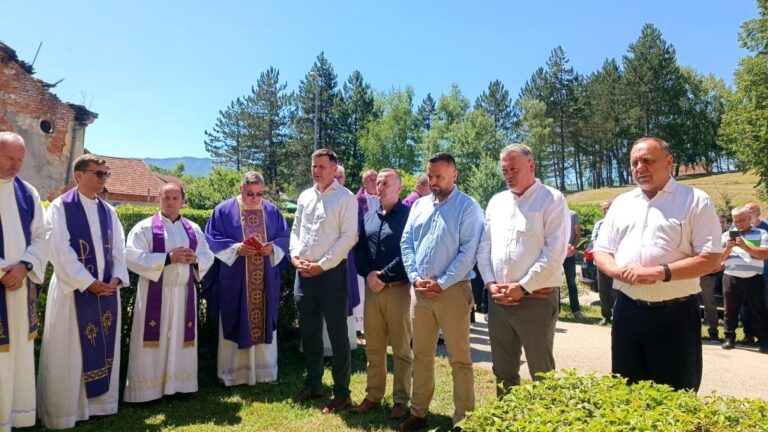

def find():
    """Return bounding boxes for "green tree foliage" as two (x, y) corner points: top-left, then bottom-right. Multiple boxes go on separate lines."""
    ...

(518, 97), (555, 181)
(359, 88), (421, 174)
(475, 79), (515, 138)
(416, 93), (436, 132)
(185, 167), (242, 209)
(720, 0), (768, 198)
(332, 70), (376, 190)
(242, 67), (291, 192)
(463, 156), (505, 209)
(204, 98), (252, 171)
(447, 110), (505, 176)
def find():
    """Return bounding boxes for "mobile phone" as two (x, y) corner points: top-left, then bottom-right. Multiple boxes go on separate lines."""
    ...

(729, 230), (740, 240)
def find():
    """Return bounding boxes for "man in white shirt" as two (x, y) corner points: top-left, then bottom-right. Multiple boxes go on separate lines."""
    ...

(290, 149), (358, 414)
(477, 143), (568, 395)
(123, 184), (214, 402)
(38, 154), (130, 428)
(0, 132), (49, 431)
(594, 137), (722, 391)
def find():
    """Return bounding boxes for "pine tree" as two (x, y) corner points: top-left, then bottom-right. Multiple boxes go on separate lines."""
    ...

(475, 79), (515, 138)
(204, 97), (253, 171)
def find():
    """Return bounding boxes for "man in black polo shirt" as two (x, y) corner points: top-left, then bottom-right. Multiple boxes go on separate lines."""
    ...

(350, 168), (412, 421)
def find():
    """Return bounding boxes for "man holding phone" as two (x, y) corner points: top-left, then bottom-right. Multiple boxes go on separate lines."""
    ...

(720, 206), (768, 353)
(204, 171), (291, 386)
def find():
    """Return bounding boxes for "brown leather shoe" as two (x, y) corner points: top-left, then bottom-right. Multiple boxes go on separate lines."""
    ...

(397, 412), (429, 432)
(292, 389), (324, 404)
(390, 402), (408, 419)
(321, 396), (353, 414)
(349, 398), (380, 414)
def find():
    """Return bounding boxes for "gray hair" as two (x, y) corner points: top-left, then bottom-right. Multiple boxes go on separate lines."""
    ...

(632, 137), (671, 155)
(500, 143), (534, 160)
(241, 171), (265, 186)
(0, 131), (25, 150)
(732, 206), (750, 217)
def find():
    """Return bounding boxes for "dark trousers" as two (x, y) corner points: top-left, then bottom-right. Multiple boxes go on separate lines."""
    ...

(563, 256), (580, 313)
(297, 262), (351, 397)
(723, 273), (768, 343)
(597, 268), (616, 320)
(698, 273), (721, 334)
(612, 292), (702, 392)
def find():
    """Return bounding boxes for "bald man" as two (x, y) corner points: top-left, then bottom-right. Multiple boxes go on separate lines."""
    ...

(0, 132), (50, 429)
(594, 137), (722, 391)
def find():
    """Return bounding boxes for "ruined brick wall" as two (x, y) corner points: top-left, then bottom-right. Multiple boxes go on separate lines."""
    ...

(0, 53), (90, 199)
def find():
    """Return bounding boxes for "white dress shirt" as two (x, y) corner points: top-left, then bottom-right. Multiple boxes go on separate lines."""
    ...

(289, 180), (359, 271)
(477, 180), (570, 292)
(593, 177), (723, 301)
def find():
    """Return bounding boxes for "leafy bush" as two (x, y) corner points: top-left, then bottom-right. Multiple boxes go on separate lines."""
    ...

(459, 370), (768, 432)
(569, 203), (603, 248)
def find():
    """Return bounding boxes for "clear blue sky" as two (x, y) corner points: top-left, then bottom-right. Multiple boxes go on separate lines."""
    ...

(1, 0), (757, 159)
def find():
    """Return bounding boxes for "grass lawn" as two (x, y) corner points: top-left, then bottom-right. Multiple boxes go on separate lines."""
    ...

(28, 336), (498, 431)
(565, 171), (766, 208)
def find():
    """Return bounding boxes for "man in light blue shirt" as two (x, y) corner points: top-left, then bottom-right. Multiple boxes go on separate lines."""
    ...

(397, 152), (484, 431)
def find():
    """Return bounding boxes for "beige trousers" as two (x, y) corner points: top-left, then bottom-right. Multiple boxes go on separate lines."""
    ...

(410, 281), (474, 424)
(363, 281), (413, 404)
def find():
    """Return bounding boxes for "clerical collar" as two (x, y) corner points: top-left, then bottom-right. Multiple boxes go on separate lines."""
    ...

(0, 177), (12, 184)
(160, 212), (182, 223)
(78, 191), (98, 204)
(236, 194), (262, 210)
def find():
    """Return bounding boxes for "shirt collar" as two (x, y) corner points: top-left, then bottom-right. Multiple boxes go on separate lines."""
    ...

(315, 180), (340, 195)
(510, 179), (542, 201)
(160, 212), (182, 223)
(0, 176), (13, 184)
(377, 201), (404, 216)
(430, 185), (460, 206)
(78, 191), (98, 205)
(631, 176), (677, 200)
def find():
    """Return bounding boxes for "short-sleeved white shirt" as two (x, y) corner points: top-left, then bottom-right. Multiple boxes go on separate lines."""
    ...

(593, 177), (723, 301)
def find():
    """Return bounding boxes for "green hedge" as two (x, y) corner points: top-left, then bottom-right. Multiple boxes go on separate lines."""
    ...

(36, 205), (299, 365)
(570, 203), (603, 249)
(459, 370), (768, 432)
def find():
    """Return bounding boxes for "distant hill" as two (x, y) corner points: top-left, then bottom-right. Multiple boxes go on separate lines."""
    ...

(143, 157), (213, 177)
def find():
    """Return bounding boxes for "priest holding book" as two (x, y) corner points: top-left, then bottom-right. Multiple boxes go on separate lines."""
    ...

(203, 171), (290, 386)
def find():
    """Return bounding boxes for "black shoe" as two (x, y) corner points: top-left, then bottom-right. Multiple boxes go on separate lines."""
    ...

(738, 335), (757, 346)
(708, 330), (719, 342)
(759, 345), (768, 354)
(721, 339), (736, 350)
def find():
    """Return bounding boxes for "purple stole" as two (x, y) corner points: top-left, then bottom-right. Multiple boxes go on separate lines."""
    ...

(143, 213), (197, 348)
(61, 188), (117, 398)
(0, 177), (37, 352)
(241, 206), (267, 345)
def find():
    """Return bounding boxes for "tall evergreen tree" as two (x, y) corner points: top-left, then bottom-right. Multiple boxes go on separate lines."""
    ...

(475, 79), (515, 138)
(242, 66), (291, 193)
(204, 97), (253, 171)
(416, 93), (437, 132)
(333, 70), (376, 189)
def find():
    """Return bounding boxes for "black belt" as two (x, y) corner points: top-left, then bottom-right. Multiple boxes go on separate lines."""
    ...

(626, 293), (695, 308)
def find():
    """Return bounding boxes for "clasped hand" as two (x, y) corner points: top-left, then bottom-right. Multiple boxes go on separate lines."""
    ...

(292, 257), (324, 277)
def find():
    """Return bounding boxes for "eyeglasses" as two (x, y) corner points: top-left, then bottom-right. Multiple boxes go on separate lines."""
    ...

(245, 191), (264, 197)
(80, 170), (111, 178)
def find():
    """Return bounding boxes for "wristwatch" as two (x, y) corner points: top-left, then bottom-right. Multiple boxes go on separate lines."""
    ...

(20, 260), (33, 272)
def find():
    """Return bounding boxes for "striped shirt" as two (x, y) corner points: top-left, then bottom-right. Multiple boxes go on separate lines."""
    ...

(722, 227), (768, 278)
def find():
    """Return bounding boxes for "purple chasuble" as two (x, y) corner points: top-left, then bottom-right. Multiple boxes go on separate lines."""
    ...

(203, 198), (290, 349)
(61, 188), (117, 398)
(0, 177), (38, 352)
(401, 191), (421, 208)
(143, 213), (198, 348)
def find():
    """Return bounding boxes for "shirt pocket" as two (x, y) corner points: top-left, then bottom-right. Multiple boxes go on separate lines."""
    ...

(652, 218), (683, 249)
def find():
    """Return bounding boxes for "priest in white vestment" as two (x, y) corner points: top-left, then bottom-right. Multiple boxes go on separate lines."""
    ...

(0, 132), (49, 432)
(123, 184), (214, 402)
(37, 155), (129, 430)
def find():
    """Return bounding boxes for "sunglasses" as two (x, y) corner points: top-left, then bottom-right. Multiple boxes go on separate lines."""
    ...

(245, 191), (264, 197)
(81, 170), (111, 178)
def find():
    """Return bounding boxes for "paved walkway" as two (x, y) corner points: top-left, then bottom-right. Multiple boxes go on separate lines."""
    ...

(438, 292), (768, 401)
